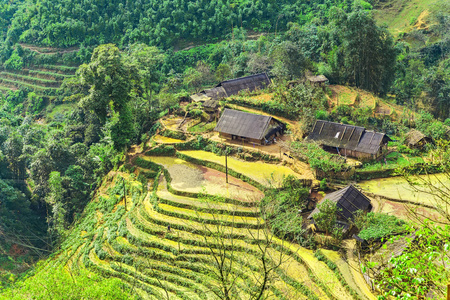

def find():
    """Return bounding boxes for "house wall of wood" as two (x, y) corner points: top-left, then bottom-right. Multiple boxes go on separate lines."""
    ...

(219, 133), (263, 145)
(329, 142), (388, 161)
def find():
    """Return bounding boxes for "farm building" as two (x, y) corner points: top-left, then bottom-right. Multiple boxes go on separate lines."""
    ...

(307, 120), (392, 160)
(404, 129), (433, 149)
(307, 75), (329, 86)
(214, 109), (284, 145)
(308, 185), (372, 224)
(190, 73), (271, 102)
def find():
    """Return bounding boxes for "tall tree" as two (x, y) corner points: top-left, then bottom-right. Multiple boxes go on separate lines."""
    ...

(337, 9), (397, 95)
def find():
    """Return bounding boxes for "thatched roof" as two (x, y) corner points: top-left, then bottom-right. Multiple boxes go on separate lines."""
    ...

(214, 109), (272, 140)
(308, 120), (391, 155)
(190, 93), (209, 102)
(204, 86), (228, 100)
(202, 100), (219, 109)
(308, 185), (372, 222)
(218, 73), (271, 96)
(405, 129), (431, 146)
(307, 75), (329, 83)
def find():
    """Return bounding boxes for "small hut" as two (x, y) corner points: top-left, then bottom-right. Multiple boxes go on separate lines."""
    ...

(404, 129), (433, 149)
(307, 75), (329, 87)
(308, 185), (373, 224)
(307, 120), (392, 161)
(214, 109), (284, 145)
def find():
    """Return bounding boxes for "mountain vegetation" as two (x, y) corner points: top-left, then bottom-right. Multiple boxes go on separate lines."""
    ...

(0, 0), (449, 298)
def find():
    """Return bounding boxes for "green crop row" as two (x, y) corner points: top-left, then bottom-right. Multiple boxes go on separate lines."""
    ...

(0, 71), (61, 86)
(40, 64), (78, 73)
(157, 196), (259, 217)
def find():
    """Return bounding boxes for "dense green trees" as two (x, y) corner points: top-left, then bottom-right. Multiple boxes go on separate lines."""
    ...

(4, 0), (354, 48)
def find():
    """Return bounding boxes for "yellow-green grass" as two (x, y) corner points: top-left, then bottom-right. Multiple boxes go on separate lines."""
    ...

(0, 77), (60, 91)
(135, 201), (327, 299)
(267, 248), (330, 300)
(141, 198), (267, 241)
(157, 181), (259, 216)
(180, 150), (302, 188)
(359, 173), (450, 206)
(373, 0), (440, 36)
(107, 258), (205, 300)
(144, 156), (264, 202)
(47, 103), (77, 119)
(321, 249), (371, 300)
(157, 203), (262, 226)
(88, 249), (184, 300)
(274, 238), (353, 300)
(0, 71), (61, 87)
(152, 134), (185, 144)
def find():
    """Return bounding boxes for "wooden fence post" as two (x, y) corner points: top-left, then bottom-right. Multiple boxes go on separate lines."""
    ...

(447, 282), (449, 300)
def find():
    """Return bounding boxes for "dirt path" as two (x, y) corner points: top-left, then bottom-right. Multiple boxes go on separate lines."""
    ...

(342, 240), (378, 300)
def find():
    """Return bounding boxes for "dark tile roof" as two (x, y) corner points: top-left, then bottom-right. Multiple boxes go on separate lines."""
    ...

(214, 108), (272, 140)
(308, 185), (372, 222)
(218, 73), (271, 96)
(308, 120), (391, 155)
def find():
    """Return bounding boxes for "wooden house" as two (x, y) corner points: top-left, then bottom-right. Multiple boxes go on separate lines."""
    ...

(190, 73), (271, 102)
(404, 129), (433, 149)
(308, 185), (372, 225)
(214, 109), (284, 145)
(307, 120), (391, 160)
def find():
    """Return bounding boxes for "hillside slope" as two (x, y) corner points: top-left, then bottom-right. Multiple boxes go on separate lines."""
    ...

(2, 141), (376, 299)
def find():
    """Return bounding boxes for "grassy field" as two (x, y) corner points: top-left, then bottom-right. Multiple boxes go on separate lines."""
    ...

(373, 0), (440, 36)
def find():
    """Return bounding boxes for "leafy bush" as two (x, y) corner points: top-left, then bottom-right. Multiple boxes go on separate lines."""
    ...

(356, 212), (406, 240)
(145, 144), (176, 156)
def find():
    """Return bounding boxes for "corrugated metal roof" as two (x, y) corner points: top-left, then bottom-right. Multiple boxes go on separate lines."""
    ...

(308, 120), (365, 150)
(308, 120), (390, 155)
(308, 185), (372, 221)
(214, 108), (272, 140)
(218, 73), (271, 96)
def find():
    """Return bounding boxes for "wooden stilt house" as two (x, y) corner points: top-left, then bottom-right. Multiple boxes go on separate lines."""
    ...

(214, 109), (284, 145)
(307, 120), (391, 160)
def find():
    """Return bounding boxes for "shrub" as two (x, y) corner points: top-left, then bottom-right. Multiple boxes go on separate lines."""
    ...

(356, 212), (406, 240)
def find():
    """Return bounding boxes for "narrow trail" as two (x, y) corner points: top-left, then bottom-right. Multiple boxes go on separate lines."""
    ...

(18, 43), (79, 55)
(343, 240), (377, 300)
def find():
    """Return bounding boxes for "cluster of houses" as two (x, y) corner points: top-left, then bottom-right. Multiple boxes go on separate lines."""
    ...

(188, 72), (435, 235)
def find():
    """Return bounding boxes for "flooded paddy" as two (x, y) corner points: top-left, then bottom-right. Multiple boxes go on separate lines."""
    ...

(144, 156), (264, 202)
(359, 173), (450, 206)
(180, 150), (306, 187)
(360, 173), (450, 223)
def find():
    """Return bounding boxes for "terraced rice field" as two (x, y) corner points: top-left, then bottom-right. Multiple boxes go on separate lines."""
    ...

(0, 64), (76, 95)
(153, 135), (185, 144)
(360, 173), (450, 206)
(143, 155), (264, 202)
(36, 154), (373, 299)
(180, 150), (304, 187)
